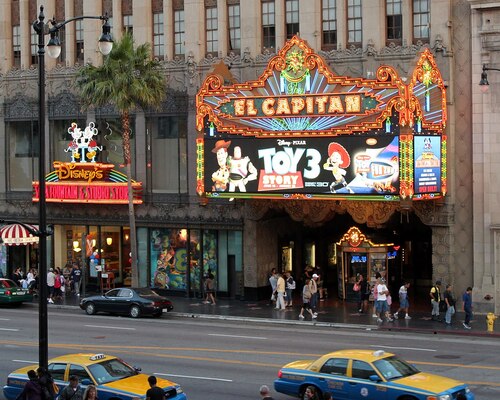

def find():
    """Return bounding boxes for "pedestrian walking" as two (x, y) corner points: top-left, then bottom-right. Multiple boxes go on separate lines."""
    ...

(444, 284), (456, 325)
(59, 376), (83, 400)
(462, 286), (473, 329)
(309, 274), (319, 314)
(203, 272), (216, 305)
(53, 269), (63, 301)
(394, 282), (411, 319)
(275, 272), (286, 310)
(268, 268), (277, 306)
(376, 278), (393, 323)
(16, 370), (42, 400)
(82, 385), (98, 400)
(259, 384), (274, 400)
(285, 271), (295, 307)
(70, 264), (82, 296)
(371, 273), (381, 317)
(146, 376), (165, 400)
(299, 278), (316, 320)
(46, 268), (55, 304)
(430, 280), (442, 321)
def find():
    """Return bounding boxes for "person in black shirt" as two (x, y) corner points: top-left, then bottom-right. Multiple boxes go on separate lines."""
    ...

(146, 376), (164, 400)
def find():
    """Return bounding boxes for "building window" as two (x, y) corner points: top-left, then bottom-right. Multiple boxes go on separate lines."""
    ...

(7, 121), (39, 191)
(262, 0), (275, 49)
(347, 0), (362, 47)
(322, 0), (337, 50)
(75, 19), (84, 64)
(147, 116), (188, 194)
(228, 4), (241, 53)
(174, 9), (185, 57)
(285, 0), (299, 39)
(206, 6), (218, 55)
(386, 0), (402, 44)
(13, 26), (21, 68)
(413, 0), (429, 43)
(31, 31), (39, 66)
(123, 14), (133, 36)
(153, 12), (165, 59)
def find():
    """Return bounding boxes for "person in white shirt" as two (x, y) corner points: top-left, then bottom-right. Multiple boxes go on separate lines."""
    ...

(46, 268), (56, 303)
(394, 282), (411, 319)
(375, 278), (393, 323)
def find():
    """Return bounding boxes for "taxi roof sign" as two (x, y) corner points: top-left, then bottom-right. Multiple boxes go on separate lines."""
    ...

(89, 354), (106, 361)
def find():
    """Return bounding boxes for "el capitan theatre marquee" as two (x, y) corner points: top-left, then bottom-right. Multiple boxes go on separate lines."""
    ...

(196, 36), (447, 202)
(32, 122), (142, 204)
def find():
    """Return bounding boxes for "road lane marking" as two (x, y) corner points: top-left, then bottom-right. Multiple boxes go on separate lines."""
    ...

(0, 328), (19, 331)
(208, 333), (267, 340)
(13, 360), (37, 364)
(155, 373), (232, 382)
(369, 345), (436, 352)
(0, 318), (11, 321)
(84, 325), (136, 330)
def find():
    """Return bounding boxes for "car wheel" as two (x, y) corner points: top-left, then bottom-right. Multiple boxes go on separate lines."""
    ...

(85, 302), (96, 315)
(129, 305), (141, 318)
(398, 396), (418, 400)
(153, 311), (162, 318)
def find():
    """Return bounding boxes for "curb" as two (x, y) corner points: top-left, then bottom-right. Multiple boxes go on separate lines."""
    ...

(24, 301), (500, 338)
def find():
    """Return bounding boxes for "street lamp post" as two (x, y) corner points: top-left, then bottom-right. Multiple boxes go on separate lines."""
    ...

(32, 5), (112, 371)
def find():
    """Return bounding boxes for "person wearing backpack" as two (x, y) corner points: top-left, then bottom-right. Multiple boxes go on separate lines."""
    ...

(36, 367), (56, 400)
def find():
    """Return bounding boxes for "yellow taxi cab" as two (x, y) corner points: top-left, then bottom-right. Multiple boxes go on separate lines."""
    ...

(3, 353), (187, 400)
(274, 349), (474, 400)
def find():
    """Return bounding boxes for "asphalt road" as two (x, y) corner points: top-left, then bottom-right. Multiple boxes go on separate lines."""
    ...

(0, 306), (499, 400)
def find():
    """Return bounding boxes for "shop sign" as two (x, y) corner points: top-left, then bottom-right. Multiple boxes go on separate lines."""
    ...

(32, 122), (143, 204)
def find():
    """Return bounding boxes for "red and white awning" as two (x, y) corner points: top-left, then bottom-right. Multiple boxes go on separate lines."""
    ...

(0, 223), (39, 246)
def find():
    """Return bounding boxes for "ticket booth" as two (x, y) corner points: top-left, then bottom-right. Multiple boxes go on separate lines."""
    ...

(336, 227), (393, 301)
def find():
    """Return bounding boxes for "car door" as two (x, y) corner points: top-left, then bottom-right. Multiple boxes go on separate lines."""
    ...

(98, 289), (121, 313)
(69, 364), (94, 385)
(114, 288), (134, 313)
(317, 358), (350, 400)
(48, 362), (68, 393)
(348, 360), (387, 400)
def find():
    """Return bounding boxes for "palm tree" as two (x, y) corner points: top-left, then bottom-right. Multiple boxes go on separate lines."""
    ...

(75, 33), (166, 287)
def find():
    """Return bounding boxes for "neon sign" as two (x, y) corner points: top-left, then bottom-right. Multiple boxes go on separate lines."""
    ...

(32, 122), (143, 204)
(196, 36), (447, 201)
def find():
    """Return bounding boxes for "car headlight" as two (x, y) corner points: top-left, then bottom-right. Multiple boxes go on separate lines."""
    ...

(438, 395), (451, 400)
(176, 386), (183, 394)
(465, 387), (471, 394)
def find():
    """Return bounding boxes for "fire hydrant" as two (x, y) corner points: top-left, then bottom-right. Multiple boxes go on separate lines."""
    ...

(486, 313), (497, 332)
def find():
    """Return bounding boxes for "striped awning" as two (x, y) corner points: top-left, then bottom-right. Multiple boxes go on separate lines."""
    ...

(0, 223), (39, 246)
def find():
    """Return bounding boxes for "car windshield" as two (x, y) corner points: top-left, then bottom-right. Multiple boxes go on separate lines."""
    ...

(135, 288), (161, 296)
(373, 356), (420, 381)
(87, 358), (138, 384)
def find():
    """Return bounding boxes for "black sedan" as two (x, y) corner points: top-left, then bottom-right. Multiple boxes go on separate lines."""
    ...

(79, 287), (173, 318)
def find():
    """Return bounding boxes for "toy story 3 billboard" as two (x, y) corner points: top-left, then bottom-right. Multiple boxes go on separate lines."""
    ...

(32, 122), (143, 204)
(196, 36), (447, 201)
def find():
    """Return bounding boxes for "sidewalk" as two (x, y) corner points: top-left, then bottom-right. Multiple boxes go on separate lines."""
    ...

(35, 292), (500, 338)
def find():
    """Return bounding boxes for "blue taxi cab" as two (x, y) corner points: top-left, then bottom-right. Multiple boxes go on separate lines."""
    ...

(3, 353), (187, 400)
(274, 349), (474, 400)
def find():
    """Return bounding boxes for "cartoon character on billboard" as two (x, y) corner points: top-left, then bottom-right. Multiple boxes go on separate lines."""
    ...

(323, 142), (354, 193)
(228, 146), (257, 193)
(211, 140), (231, 192)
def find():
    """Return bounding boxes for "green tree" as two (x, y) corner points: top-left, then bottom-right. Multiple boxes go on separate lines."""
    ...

(75, 33), (166, 287)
